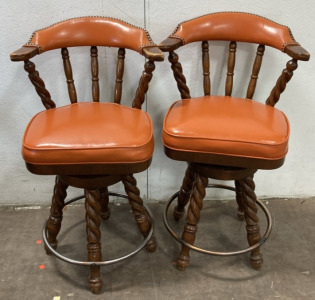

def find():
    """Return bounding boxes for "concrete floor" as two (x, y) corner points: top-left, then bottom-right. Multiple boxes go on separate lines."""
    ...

(0, 197), (314, 299)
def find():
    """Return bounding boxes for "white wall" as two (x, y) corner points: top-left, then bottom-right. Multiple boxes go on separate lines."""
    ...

(1, 0), (315, 205)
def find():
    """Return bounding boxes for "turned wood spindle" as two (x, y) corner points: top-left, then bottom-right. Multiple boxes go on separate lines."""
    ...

(246, 44), (265, 99)
(202, 41), (211, 96)
(45, 176), (68, 254)
(266, 58), (298, 107)
(122, 174), (157, 252)
(241, 174), (264, 270)
(24, 60), (56, 109)
(132, 60), (155, 109)
(90, 46), (100, 102)
(61, 48), (77, 104)
(225, 41), (237, 96)
(176, 173), (208, 270)
(85, 189), (103, 294)
(168, 51), (191, 99)
(114, 48), (125, 104)
(99, 187), (110, 220)
(173, 165), (196, 221)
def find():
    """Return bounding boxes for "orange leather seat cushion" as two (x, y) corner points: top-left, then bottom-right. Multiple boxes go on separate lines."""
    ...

(163, 96), (290, 161)
(23, 102), (154, 165)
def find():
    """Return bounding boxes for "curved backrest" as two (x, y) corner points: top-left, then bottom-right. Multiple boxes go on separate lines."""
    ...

(10, 17), (164, 110)
(169, 12), (299, 51)
(25, 16), (154, 54)
(159, 12), (309, 106)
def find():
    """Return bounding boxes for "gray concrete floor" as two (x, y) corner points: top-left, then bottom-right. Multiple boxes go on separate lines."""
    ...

(0, 197), (314, 299)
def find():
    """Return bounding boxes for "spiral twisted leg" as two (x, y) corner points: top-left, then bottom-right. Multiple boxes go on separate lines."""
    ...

(85, 189), (103, 294)
(99, 187), (110, 220)
(235, 180), (245, 221)
(173, 165), (196, 221)
(241, 175), (263, 270)
(176, 173), (208, 270)
(122, 175), (157, 252)
(45, 176), (68, 255)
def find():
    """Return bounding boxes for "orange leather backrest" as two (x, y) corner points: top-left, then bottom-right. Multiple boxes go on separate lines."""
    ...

(170, 12), (299, 51)
(24, 16), (154, 54)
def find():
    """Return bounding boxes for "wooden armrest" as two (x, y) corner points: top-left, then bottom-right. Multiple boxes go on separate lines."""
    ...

(159, 37), (183, 52)
(10, 46), (39, 61)
(143, 46), (164, 61)
(285, 45), (310, 61)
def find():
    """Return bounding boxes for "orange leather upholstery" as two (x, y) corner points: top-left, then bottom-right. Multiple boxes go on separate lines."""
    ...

(170, 12), (299, 51)
(23, 102), (153, 165)
(163, 96), (290, 162)
(24, 17), (154, 54)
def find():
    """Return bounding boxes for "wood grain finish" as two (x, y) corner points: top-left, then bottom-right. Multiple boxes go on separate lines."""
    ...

(246, 44), (265, 99)
(235, 180), (245, 220)
(61, 48), (77, 104)
(11, 17), (163, 295)
(122, 175), (157, 252)
(85, 189), (103, 294)
(176, 173), (208, 270)
(225, 41), (237, 96)
(173, 165), (196, 221)
(114, 48), (125, 104)
(99, 187), (110, 220)
(168, 51), (191, 99)
(202, 41), (210, 95)
(241, 175), (263, 269)
(158, 13), (309, 274)
(24, 60), (56, 109)
(45, 176), (68, 254)
(91, 46), (100, 102)
(266, 59), (298, 107)
(132, 60), (155, 109)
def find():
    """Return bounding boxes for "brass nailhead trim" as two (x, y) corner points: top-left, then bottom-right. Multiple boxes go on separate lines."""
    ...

(170, 11), (299, 50)
(25, 16), (155, 54)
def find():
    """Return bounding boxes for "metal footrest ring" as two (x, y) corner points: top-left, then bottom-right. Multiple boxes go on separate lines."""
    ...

(163, 184), (272, 256)
(43, 192), (154, 266)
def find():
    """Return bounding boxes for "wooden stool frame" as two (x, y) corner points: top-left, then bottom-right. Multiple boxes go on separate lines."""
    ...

(43, 192), (154, 266)
(163, 185), (272, 256)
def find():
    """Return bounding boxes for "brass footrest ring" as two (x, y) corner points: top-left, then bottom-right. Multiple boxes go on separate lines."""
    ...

(43, 192), (154, 266)
(163, 184), (272, 256)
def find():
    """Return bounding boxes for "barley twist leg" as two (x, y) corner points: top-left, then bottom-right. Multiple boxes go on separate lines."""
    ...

(122, 175), (156, 252)
(176, 173), (208, 270)
(241, 175), (264, 270)
(85, 189), (103, 294)
(45, 176), (68, 255)
(173, 165), (196, 221)
(99, 187), (110, 220)
(235, 180), (245, 221)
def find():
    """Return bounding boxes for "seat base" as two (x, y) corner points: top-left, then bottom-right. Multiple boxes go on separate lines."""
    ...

(44, 174), (156, 294)
(163, 185), (272, 256)
(43, 191), (155, 294)
(25, 157), (152, 176)
(165, 147), (285, 170)
(164, 164), (269, 271)
(43, 192), (155, 266)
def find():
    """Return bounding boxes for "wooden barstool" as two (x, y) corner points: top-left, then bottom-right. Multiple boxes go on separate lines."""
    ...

(10, 16), (164, 293)
(159, 12), (309, 270)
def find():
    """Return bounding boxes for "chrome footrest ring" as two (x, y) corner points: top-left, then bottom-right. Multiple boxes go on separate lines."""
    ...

(43, 192), (154, 266)
(163, 184), (272, 256)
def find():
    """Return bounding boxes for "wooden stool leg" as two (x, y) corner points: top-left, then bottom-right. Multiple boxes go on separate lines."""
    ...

(85, 189), (103, 294)
(122, 175), (157, 252)
(45, 176), (68, 254)
(173, 165), (196, 221)
(99, 187), (110, 220)
(176, 173), (208, 270)
(235, 180), (245, 220)
(241, 175), (264, 270)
